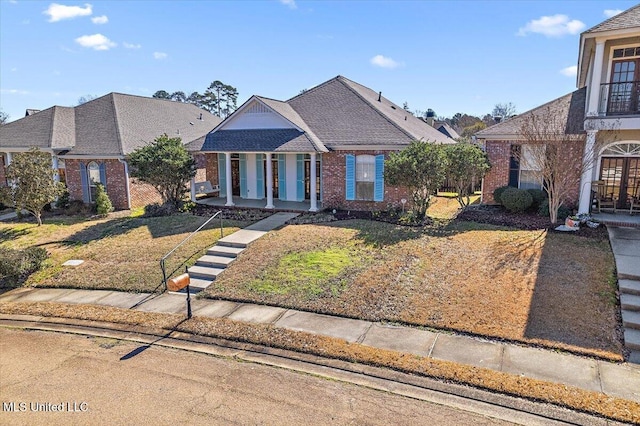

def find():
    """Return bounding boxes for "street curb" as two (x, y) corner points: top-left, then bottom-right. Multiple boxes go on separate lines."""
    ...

(0, 314), (629, 426)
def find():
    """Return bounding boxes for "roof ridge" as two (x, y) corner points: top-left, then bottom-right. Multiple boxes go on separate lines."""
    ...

(286, 75), (342, 102)
(583, 3), (640, 33)
(109, 93), (125, 156)
(335, 77), (418, 141)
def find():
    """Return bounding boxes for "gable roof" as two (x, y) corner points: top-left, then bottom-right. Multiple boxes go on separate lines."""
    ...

(434, 121), (461, 139)
(475, 87), (586, 140)
(287, 76), (454, 148)
(0, 93), (221, 156)
(583, 4), (640, 34)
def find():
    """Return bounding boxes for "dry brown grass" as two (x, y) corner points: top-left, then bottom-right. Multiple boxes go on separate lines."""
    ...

(1, 301), (637, 425)
(206, 219), (621, 360)
(0, 214), (243, 293)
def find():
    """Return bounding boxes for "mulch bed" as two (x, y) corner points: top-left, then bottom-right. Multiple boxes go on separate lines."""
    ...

(458, 205), (610, 239)
(192, 205), (272, 222)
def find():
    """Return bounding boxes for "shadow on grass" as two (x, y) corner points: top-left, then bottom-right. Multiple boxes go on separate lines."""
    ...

(0, 226), (30, 242)
(523, 230), (622, 358)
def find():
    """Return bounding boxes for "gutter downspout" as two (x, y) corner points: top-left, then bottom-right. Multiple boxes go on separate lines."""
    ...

(118, 158), (132, 210)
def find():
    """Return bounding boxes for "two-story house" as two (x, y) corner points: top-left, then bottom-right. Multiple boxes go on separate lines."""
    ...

(476, 4), (640, 215)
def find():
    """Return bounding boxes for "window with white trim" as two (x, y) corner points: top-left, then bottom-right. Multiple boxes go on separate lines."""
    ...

(356, 155), (375, 200)
(518, 145), (544, 190)
(87, 161), (102, 202)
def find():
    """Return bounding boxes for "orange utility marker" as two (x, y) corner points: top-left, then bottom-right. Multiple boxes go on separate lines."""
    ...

(167, 271), (192, 318)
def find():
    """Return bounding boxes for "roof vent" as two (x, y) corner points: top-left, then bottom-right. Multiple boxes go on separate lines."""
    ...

(190, 122), (194, 125)
(390, 105), (396, 110)
(177, 129), (180, 135)
(199, 113), (203, 120)
(493, 115), (503, 123)
(378, 91), (382, 102)
(404, 116), (407, 120)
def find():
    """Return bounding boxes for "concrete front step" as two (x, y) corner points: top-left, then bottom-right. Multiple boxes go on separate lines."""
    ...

(207, 245), (244, 258)
(196, 255), (235, 268)
(625, 328), (640, 351)
(622, 310), (640, 330)
(621, 293), (640, 311)
(187, 265), (225, 280)
(620, 279), (640, 296)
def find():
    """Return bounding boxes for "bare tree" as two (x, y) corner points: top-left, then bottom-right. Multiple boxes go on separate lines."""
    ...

(518, 105), (617, 224)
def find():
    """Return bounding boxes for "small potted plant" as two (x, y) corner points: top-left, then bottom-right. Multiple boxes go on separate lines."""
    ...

(565, 215), (580, 229)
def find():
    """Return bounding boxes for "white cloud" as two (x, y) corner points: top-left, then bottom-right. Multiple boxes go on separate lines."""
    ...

(560, 65), (577, 77)
(279, 0), (296, 9)
(370, 54), (401, 69)
(123, 42), (141, 49)
(91, 15), (108, 24)
(603, 9), (623, 18)
(11, 67), (17, 72)
(75, 34), (116, 50)
(1, 89), (30, 95)
(517, 14), (585, 37)
(153, 52), (168, 59)
(44, 3), (92, 22)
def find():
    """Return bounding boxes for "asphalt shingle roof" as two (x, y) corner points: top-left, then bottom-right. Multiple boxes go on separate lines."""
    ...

(475, 88), (586, 139)
(0, 93), (221, 156)
(202, 129), (318, 152)
(0, 106), (75, 150)
(287, 76), (454, 148)
(583, 4), (640, 33)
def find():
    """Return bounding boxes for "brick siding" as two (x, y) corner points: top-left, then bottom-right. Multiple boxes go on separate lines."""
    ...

(322, 151), (411, 211)
(205, 153), (219, 185)
(0, 155), (6, 186)
(482, 140), (583, 207)
(65, 159), (132, 210)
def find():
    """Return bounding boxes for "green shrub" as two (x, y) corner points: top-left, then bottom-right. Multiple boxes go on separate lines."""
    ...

(493, 185), (511, 205)
(537, 199), (571, 220)
(55, 188), (71, 210)
(94, 184), (113, 215)
(526, 189), (546, 209)
(500, 187), (533, 213)
(144, 202), (177, 217)
(0, 246), (48, 286)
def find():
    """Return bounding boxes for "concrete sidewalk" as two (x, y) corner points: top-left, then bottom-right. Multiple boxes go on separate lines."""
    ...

(2, 286), (639, 404)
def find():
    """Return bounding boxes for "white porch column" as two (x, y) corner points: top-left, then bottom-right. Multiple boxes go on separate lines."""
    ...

(587, 39), (606, 116)
(190, 177), (196, 202)
(5, 152), (12, 166)
(578, 130), (598, 214)
(309, 152), (318, 212)
(52, 155), (60, 183)
(265, 152), (274, 209)
(225, 152), (234, 206)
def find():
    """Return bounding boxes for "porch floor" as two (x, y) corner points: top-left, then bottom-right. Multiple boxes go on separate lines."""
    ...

(592, 212), (640, 228)
(196, 196), (319, 212)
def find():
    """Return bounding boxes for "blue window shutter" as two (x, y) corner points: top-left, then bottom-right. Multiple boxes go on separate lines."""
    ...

(99, 162), (107, 191)
(345, 154), (355, 201)
(374, 154), (384, 202)
(255, 154), (265, 199)
(239, 154), (247, 198)
(218, 154), (226, 197)
(278, 154), (286, 200)
(79, 162), (90, 203)
(296, 154), (304, 201)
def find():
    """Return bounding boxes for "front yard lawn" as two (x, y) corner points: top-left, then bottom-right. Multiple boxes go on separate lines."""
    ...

(0, 213), (244, 293)
(205, 219), (622, 360)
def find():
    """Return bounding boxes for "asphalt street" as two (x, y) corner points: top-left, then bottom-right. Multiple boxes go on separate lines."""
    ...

(0, 328), (516, 425)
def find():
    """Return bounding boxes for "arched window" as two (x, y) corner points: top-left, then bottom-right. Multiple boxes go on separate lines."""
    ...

(87, 161), (103, 202)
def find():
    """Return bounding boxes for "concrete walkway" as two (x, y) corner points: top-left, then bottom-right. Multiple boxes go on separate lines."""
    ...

(0, 211), (18, 221)
(1, 286), (639, 404)
(607, 226), (640, 363)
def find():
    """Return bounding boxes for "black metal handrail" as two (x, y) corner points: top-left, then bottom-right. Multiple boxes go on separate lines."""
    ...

(599, 81), (640, 115)
(160, 210), (223, 291)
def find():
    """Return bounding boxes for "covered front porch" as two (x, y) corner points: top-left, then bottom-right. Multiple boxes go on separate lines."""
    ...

(195, 195), (317, 212)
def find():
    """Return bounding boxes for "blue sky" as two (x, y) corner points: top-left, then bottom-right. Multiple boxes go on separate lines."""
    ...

(1, 0), (638, 123)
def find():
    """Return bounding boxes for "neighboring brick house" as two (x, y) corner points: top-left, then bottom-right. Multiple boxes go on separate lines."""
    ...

(476, 4), (640, 213)
(188, 75), (455, 212)
(0, 93), (221, 209)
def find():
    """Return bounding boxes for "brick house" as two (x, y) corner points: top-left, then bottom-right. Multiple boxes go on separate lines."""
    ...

(476, 4), (640, 213)
(189, 75), (454, 212)
(0, 93), (221, 209)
